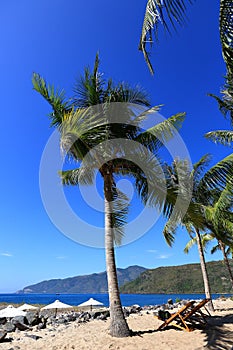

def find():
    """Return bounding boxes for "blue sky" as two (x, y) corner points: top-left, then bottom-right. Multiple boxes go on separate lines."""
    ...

(0, 0), (231, 293)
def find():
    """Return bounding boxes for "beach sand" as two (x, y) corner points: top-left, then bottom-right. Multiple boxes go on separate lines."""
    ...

(1, 298), (233, 350)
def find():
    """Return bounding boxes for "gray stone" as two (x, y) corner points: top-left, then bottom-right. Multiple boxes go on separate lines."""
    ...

(13, 321), (32, 331)
(0, 331), (7, 342)
(0, 318), (6, 325)
(56, 318), (67, 324)
(37, 322), (46, 330)
(78, 312), (91, 322)
(96, 313), (108, 321)
(12, 316), (28, 325)
(90, 311), (101, 319)
(25, 312), (41, 326)
(66, 314), (76, 322)
(3, 322), (16, 332)
(24, 334), (42, 341)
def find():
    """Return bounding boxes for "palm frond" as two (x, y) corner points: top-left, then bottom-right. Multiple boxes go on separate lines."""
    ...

(110, 151), (166, 210)
(108, 83), (150, 106)
(73, 53), (105, 107)
(163, 218), (178, 246)
(198, 153), (233, 191)
(220, 0), (233, 77)
(210, 244), (221, 254)
(135, 112), (186, 152)
(184, 233), (215, 254)
(184, 236), (197, 253)
(191, 154), (212, 182)
(214, 179), (233, 215)
(208, 93), (233, 123)
(205, 130), (233, 146)
(139, 0), (194, 74)
(111, 190), (130, 246)
(32, 73), (70, 127)
(59, 167), (95, 186)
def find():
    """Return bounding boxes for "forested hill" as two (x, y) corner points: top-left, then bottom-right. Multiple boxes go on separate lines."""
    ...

(18, 266), (146, 294)
(19, 260), (233, 294)
(120, 260), (233, 294)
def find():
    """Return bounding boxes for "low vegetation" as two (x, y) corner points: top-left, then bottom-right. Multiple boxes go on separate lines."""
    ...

(120, 261), (233, 294)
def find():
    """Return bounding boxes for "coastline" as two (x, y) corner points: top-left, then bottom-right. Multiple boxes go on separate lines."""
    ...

(0, 298), (233, 349)
(0, 293), (231, 309)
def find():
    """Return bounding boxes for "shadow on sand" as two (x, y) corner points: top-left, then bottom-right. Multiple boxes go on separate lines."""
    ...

(131, 314), (233, 350)
(200, 314), (233, 350)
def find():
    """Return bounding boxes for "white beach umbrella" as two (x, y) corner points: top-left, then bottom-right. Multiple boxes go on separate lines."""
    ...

(17, 303), (39, 311)
(0, 305), (26, 318)
(78, 297), (104, 311)
(41, 299), (73, 317)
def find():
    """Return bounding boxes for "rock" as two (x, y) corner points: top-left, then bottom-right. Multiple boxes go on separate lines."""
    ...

(66, 314), (76, 322)
(37, 322), (46, 330)
(37, 316), (47, 329)
(78, 312), (91, 322)
(12, 316), (28, 325)
(24, 334), (42, 341)
(0, 331), (7, 342)
(0, 318), (6, 325)
(123, 308), (130, 317)
(26, 312), (41, 326)
(127, 305), (142, 315)
(56, 318), (67, 324)
(158, 310), (171, 321)
(90, 311), (101, 319)
(12, 320), (32, 331)
(3, 322), (16, 332)
(102, 310), (110, 318)
(96, 313), (108, 321)
(167, 299), (173, 305)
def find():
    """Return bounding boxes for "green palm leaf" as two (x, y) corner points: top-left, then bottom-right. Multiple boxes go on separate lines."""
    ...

(32, 73), (71, 127)
(205, 130), (233, 146)
(184, 233), (215, 254)
(220, 0), (233, 77)
(139, 0), (194, 74)
(59, 166), (95, 186)
(135, 112), (186, 152)
(198, 153), (233, 191)
(111, 190), (130, 246)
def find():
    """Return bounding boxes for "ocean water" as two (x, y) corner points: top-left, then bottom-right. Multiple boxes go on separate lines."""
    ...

(0, 293), (231, 307)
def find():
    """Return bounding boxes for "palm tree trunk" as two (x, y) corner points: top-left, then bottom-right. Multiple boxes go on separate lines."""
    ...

(219, 240), (233, 289)
(195, 229), (214, 312)
(104, 173), (130, 337)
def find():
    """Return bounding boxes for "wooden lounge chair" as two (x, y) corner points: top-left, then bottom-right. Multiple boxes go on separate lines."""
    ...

(157, 298), (211, 332)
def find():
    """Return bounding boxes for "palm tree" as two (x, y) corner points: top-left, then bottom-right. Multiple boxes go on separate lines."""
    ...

(206, 75), (233, 146)
(210, 239), (233, 289)
(184, 177), (233, 289)
(32, 54), (186, 337)
(163, 154), (233, 311)
(139, 1), (233, 76)
(185, 233), (233, 290)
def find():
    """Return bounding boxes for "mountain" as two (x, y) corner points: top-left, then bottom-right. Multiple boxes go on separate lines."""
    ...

(120, 260), (233, 294)
(18, 266), (147, 294)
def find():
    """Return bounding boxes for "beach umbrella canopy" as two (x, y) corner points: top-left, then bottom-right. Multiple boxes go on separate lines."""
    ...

(17, 303), (39, 311)
(41, 299), (73, 317)
(0, 305), (26, 318)
(78, 298), (104, 311)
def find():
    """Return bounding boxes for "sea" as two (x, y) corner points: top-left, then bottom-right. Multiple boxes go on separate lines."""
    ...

(0, 293), (231, 307)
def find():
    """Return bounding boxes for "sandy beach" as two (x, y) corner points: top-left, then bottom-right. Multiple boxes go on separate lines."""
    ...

(0, 298), (233, 350)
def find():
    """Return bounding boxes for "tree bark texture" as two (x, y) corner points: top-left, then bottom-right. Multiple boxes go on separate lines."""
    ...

(195, 229), (214, 312)
(219, 240), (233, 289)
(104, 172), (130, 337)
